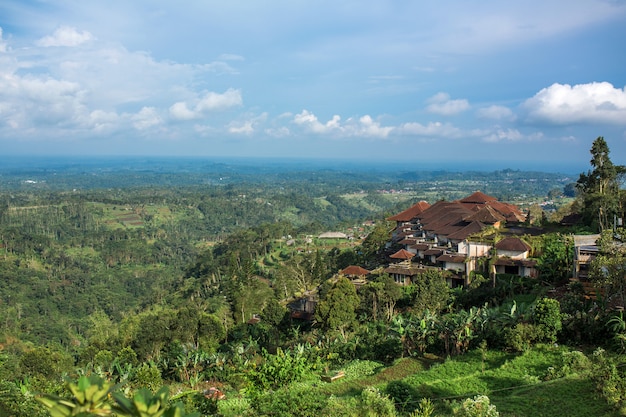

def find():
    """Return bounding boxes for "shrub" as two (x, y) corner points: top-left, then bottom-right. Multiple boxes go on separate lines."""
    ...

(503, 323), (542, 352)
(590, 348), (626, 410)
(246, 347), (314, 391)
(360, 387), (397, 417)
(386, 380), (418, 414)
(452, 395), (499, 417)
(544, 350), (592, 381)
(533, 298), (562, 343)
(131, 362), (163, 392)
(410, 398), (437, 417)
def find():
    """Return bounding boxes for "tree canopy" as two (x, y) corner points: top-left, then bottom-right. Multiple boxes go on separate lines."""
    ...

(576, 136), (626, 231)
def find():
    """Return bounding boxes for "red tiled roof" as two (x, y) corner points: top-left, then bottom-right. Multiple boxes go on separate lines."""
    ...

(496, 237), (531, 252)
(388, 200), (431, 222)
(423, 248), (444, 256)
(411, 243), (431, 251)
(407, 192), (526, 239)
(459, 191), (498, 204)
(463, 205), (506, 224)
(446, 221), (487, 240)
(390, 249), (415, 260)
(341, 265), (370, 276)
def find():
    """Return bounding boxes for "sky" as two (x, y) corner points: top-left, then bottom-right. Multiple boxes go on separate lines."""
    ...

(0, 1), (625, 170)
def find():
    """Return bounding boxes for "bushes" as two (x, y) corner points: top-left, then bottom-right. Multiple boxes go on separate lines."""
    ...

(386, 380), (418, 414)
(590, 348), (626, 410)
(501, 298), (563, 352)
(503, 323), (542, 352)
(451, 395), (499, 417)
(533, 298), (562, 343)
(246, 346), (317, 391)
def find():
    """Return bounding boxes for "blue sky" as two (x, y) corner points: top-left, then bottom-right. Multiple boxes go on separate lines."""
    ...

(1, 1), (625, 170)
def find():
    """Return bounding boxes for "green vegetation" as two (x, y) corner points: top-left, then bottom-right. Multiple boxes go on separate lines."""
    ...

(576, 136), (626, 232)
(0, 147), (625, 416)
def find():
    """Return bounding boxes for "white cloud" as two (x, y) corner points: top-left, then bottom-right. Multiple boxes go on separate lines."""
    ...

(397, 121), (462, 138)
(84, 110), (120, 133)
(131, 107), (162, 130)
(476, 105), (515, 121)
(227, 113), (267, 135)
(426, 92), (470, 116)
(196, 89), (242, 112)
(481, 128), (543, 143)
(169, 102), (196, 121)
(293, 110), (342, 134)
(523, 82), (626, 125)
(0, 28), (7, 53)
(0, 69), (87, 129)
(228, 121), (254, 135)
(170, 89), (243, 120)
(36, 26), (94, 47)
(293, 110), (392, 138)
(350, 115), (393, 138)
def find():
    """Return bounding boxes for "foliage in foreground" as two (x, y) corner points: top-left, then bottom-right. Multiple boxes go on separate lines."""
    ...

(37, 375), (200, 417)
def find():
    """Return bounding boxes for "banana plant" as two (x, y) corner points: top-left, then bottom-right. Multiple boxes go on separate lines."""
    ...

(37, 376), (200, 417)
(37, 375), (116, 417)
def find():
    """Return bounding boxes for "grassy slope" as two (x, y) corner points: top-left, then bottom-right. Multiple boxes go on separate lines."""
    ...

(229, 346), (621, 417)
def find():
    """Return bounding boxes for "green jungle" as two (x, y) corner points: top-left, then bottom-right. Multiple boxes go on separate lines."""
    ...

(1, 137), (626, 417)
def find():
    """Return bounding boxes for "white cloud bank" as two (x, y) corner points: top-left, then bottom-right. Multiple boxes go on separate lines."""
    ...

(523, 82), (626, 125)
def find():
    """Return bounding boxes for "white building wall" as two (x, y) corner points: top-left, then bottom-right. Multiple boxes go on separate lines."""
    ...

(458, 241), (492, 257)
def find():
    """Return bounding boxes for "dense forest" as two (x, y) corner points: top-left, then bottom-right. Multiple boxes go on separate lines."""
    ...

(1, 141), (626, 417)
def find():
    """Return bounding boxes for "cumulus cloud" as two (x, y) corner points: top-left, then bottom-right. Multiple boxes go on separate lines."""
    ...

(227, 113), (267, 135)
(132, 107), (162, 130)
(351, 115), (393, 138)
(169, 89), (242, 120)
(84, 110), (120, 133)
(523, 82), (626, 125)
(397, 121), (462, 138)
(169, 102), (197, 121)
(0, 69), (86, 129)
(476, 105), (515, 121)
(36, 26), (94, 47)
(426, 92), (470, 115)
(293, 110), (342, 134)
(293, 110), (392, 138)
(0, 23), (248, 139)
(228, 121), (254, 135)
(197, 89), (242, 112)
